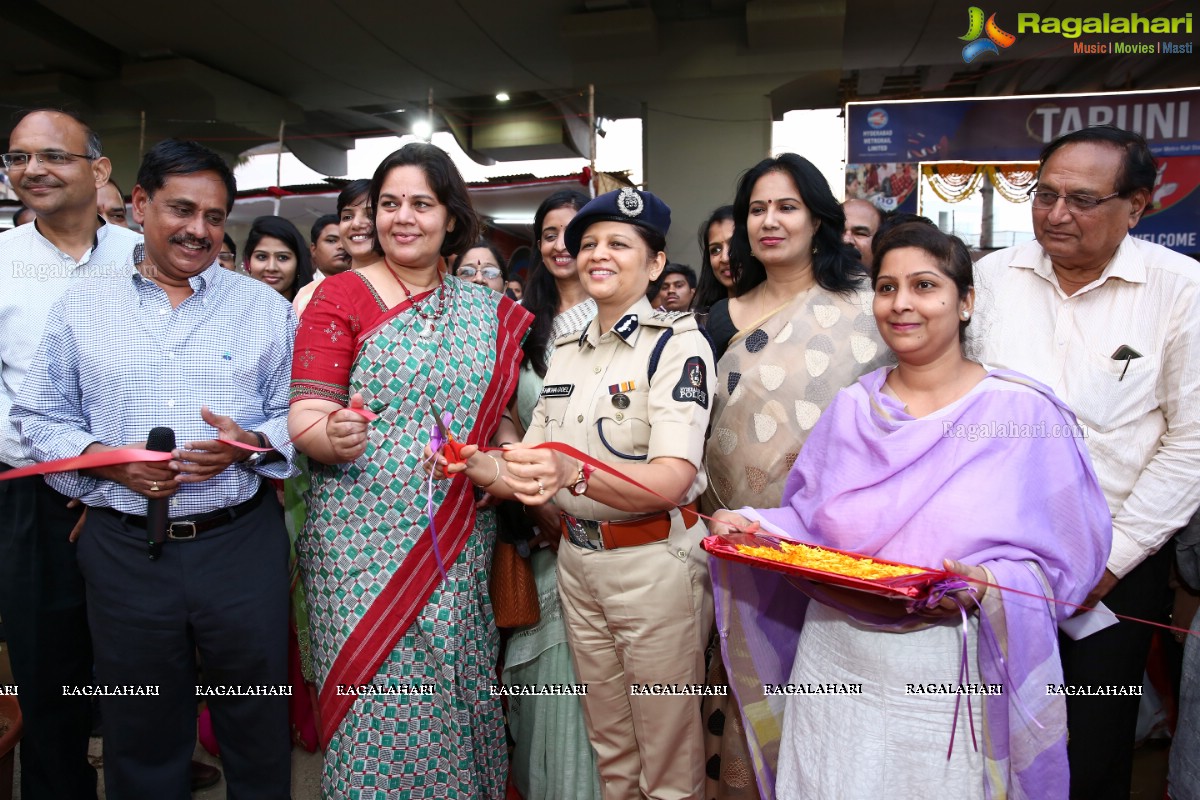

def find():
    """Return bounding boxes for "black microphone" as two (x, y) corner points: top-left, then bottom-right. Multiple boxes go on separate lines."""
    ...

(146, 426), (175, 561)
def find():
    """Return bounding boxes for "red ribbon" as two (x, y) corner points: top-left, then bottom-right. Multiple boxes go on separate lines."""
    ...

(0, 406), (379, 481)
(10, 406), (1194, 640)
(477, 441), (669, 502)
(0, 449), (172, 481)
(466, 441), (1199, 639)
(217, 406), (378, 452)
(944, 572), (1196, 639)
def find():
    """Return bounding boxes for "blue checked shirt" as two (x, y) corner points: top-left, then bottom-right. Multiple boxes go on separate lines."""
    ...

(12, 253), (298, 515)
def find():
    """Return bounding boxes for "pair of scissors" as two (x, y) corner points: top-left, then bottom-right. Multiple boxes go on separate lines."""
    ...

(431, 406), (467, 465)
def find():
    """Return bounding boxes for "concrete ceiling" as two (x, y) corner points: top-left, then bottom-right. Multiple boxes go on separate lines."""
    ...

(2, 0), (1196, 188)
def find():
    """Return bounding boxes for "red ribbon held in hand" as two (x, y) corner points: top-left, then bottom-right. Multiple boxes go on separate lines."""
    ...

(0, 448), (173, 482)
(0, 405), (380, 480)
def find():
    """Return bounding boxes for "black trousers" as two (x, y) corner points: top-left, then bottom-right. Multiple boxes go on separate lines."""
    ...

(0, 466), (96, 800)
(1061, 545), (1173, 800)
(78, 490), (291, 800)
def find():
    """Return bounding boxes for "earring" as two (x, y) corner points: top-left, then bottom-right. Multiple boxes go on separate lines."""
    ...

(811, 245), (819, 255)
(961, 310), (971, 321)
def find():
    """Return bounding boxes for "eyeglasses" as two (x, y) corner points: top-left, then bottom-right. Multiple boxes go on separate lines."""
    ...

(1, 151), (96, 170)
(1028, 188), (1123, 213)
(458, 266), (503, 280)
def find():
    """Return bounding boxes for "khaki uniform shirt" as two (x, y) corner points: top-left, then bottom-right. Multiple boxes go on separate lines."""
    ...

(525, 296), (713, 522)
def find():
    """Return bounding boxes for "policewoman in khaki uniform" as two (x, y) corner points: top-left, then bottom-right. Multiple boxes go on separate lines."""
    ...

(444, 188), (714, 800)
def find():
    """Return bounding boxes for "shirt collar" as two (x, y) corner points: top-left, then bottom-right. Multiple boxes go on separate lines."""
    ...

(582, 296), (653, 349)
(131, 243), (223, 294)
(92, 216), (114, 245)
(1009, 235), (1145, 292)
(1097, 237), (1146, 284)
(28, 215), (106, 264)
(190, 262), (224, 292)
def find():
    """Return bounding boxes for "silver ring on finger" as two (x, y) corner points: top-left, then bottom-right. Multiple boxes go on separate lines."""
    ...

(536, 478), (545, 496)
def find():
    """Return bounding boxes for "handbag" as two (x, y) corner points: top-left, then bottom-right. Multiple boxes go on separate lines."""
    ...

(491, 538), (540, 628)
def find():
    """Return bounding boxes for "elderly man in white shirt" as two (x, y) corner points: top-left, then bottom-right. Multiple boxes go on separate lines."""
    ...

(971, 125), (1200, 800)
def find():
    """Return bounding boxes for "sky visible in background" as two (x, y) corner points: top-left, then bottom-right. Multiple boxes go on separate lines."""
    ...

(236, 118), (645, 189)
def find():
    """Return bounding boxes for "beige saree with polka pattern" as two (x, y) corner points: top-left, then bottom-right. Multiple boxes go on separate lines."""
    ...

(703, 286), (890, 514)
(700, 284), (889, 800)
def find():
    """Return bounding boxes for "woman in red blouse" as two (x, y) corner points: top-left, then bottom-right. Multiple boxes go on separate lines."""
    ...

(288, 142), (531, 799)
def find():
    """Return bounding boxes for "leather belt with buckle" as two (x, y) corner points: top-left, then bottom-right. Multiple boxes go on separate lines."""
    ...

(560, 502), (699, 551)
(96, 485), (267, 540)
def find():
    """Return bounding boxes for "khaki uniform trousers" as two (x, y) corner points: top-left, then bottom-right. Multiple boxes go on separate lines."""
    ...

(556, 510), (713, 800)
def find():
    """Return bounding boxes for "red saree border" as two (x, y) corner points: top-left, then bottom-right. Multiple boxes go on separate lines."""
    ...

(317, 294), (532, 746)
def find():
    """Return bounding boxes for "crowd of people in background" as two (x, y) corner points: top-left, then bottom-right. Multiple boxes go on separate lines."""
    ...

(0, 106), (1198, 800)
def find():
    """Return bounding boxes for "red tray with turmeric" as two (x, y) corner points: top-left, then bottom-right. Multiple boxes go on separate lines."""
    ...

(702, 531), (948, 599)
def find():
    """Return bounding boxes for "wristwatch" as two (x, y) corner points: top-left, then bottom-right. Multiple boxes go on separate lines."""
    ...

(570, 462), (595, 496)
(245, 431), (283, 468)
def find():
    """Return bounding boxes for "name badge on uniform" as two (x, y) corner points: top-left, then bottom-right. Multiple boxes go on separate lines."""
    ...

(541, 384), (574, 399)
(672, 357), (709, 408)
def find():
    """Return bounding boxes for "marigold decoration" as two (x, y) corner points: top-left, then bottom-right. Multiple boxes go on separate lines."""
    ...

(920, 163), (1039, 205)
(735, 541), (926, 581)
(987, 164), (1039, 203)
(923, 163), (984, 204)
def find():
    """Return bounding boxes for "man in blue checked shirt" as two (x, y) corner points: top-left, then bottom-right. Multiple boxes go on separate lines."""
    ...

(13, 139), (297, 800)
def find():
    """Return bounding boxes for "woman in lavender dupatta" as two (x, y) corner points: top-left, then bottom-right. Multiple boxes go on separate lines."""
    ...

(712, 222), (1111, 800)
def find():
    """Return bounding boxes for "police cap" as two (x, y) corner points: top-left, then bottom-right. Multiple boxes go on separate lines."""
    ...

(564, 187), (671, 257)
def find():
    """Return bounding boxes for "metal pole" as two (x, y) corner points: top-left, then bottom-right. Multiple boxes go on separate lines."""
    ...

(274, 120), (286, 214)
(980, 177), (994, 250)
(588, 84), (597, 198)
(275, 120), (286, 187)
(427, 88), (434, 141)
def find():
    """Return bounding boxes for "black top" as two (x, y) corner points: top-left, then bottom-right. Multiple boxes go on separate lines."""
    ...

(705, 298), (738, 361)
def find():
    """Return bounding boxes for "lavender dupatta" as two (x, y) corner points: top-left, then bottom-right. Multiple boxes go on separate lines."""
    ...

(712, 367), (1111, 800)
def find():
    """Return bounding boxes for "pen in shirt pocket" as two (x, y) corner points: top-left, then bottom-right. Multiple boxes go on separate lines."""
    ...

(1111, 345), (1142, 381)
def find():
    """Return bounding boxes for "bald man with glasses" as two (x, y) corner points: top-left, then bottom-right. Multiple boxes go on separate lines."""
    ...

(0, 108), (142, 800)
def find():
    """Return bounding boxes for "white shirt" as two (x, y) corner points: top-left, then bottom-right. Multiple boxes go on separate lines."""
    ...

(971, 236), (1200, 578)
(0, 219), (142, 466)
(292, 269), (325, 319)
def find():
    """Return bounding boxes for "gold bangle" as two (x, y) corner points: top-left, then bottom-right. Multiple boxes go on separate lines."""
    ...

(480, 455), (502, 488)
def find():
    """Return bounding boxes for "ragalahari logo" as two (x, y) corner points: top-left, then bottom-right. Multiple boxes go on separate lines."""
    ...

(960, 7), (1017, 63)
